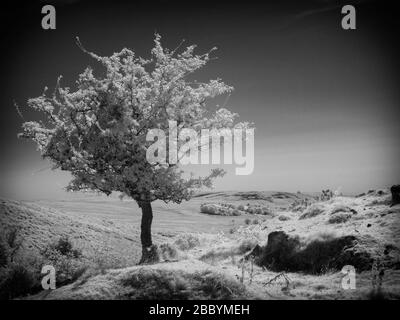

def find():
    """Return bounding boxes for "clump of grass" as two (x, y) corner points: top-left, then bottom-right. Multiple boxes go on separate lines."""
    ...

(193, 270), (247, 299)
(119, 268), (249, 300)
(120, 268), (190, 299)
(330, 204), (351, 215)
(299, 204), (325, 219)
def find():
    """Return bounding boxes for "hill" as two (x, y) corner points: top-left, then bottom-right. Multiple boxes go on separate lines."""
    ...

(1, 189), (400, 299)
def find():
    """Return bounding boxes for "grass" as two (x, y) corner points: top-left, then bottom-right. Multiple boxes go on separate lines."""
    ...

(2, 189), (400, 300)
(119, 268), (249, 300)
(299, 204), (325, 219)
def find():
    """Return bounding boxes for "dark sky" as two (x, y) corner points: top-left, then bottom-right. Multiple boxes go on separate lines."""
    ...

(0, 0), (399, 199)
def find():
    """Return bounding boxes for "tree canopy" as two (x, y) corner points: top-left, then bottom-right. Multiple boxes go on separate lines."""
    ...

(19, 34), (251, 203)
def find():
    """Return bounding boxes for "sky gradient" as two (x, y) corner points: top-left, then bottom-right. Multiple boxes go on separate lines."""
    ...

(0, 0), (399, 200)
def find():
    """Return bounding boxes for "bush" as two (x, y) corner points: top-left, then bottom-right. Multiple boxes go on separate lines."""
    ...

(158, 243), (179, 261)
(365, 288), (388, 300)
(0, 240), (7, 268)
(328, 213), (352, 224)
(41, 236), (86, 286)
(244, 218), (251, 225)
(174, 234), (200, 251)
(0, 264), (37, 299)
(52, 236), (82, 259)
(330, 205), (351, 215)
(0, 227), (22, 266)
(41, 247), (87, 286)
(261, 207), (273, 215)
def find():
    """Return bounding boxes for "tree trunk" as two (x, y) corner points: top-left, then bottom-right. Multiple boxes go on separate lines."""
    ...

(138, 200), (158, 264)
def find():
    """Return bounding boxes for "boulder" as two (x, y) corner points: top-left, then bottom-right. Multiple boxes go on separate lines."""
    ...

(391, 185), (400, 206)
(250, 231), (372, 274)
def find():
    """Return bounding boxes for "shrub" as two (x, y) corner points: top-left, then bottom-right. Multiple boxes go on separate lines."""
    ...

(52, 236), (82, 258)
(0, 228), (44, 299)
(232, 209), (241, 216)
(158, 243), (179, 261)
(173, 234), (200, 251)
(41, 247), (87, 286)
(328, 213), (352, 224)
(330, 205), (351, 215)
(0, 227), (22, 266)
(278, 215), (290, 221)
(261, 207), (273, 215)
(0, 264), (37, 299)
(41, 236), (86, 285)
(365, 288), (388, 300)
(244, 218), (251, 225)
(0, 240), (7, 268)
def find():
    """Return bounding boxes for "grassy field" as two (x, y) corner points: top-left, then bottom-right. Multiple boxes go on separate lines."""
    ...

(1, 189), (400, 299)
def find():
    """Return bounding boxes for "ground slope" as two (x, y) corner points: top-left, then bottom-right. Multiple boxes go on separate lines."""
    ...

(1, 189), (400, 299)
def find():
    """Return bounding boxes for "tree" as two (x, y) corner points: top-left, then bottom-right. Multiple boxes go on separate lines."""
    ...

(19, 34), (251, 263)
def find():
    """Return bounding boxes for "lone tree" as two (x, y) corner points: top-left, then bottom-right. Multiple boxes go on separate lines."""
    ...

(19, 35), (250, 263)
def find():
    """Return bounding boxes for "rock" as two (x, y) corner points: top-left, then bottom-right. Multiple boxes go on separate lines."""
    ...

(391, 185), (400, 206)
